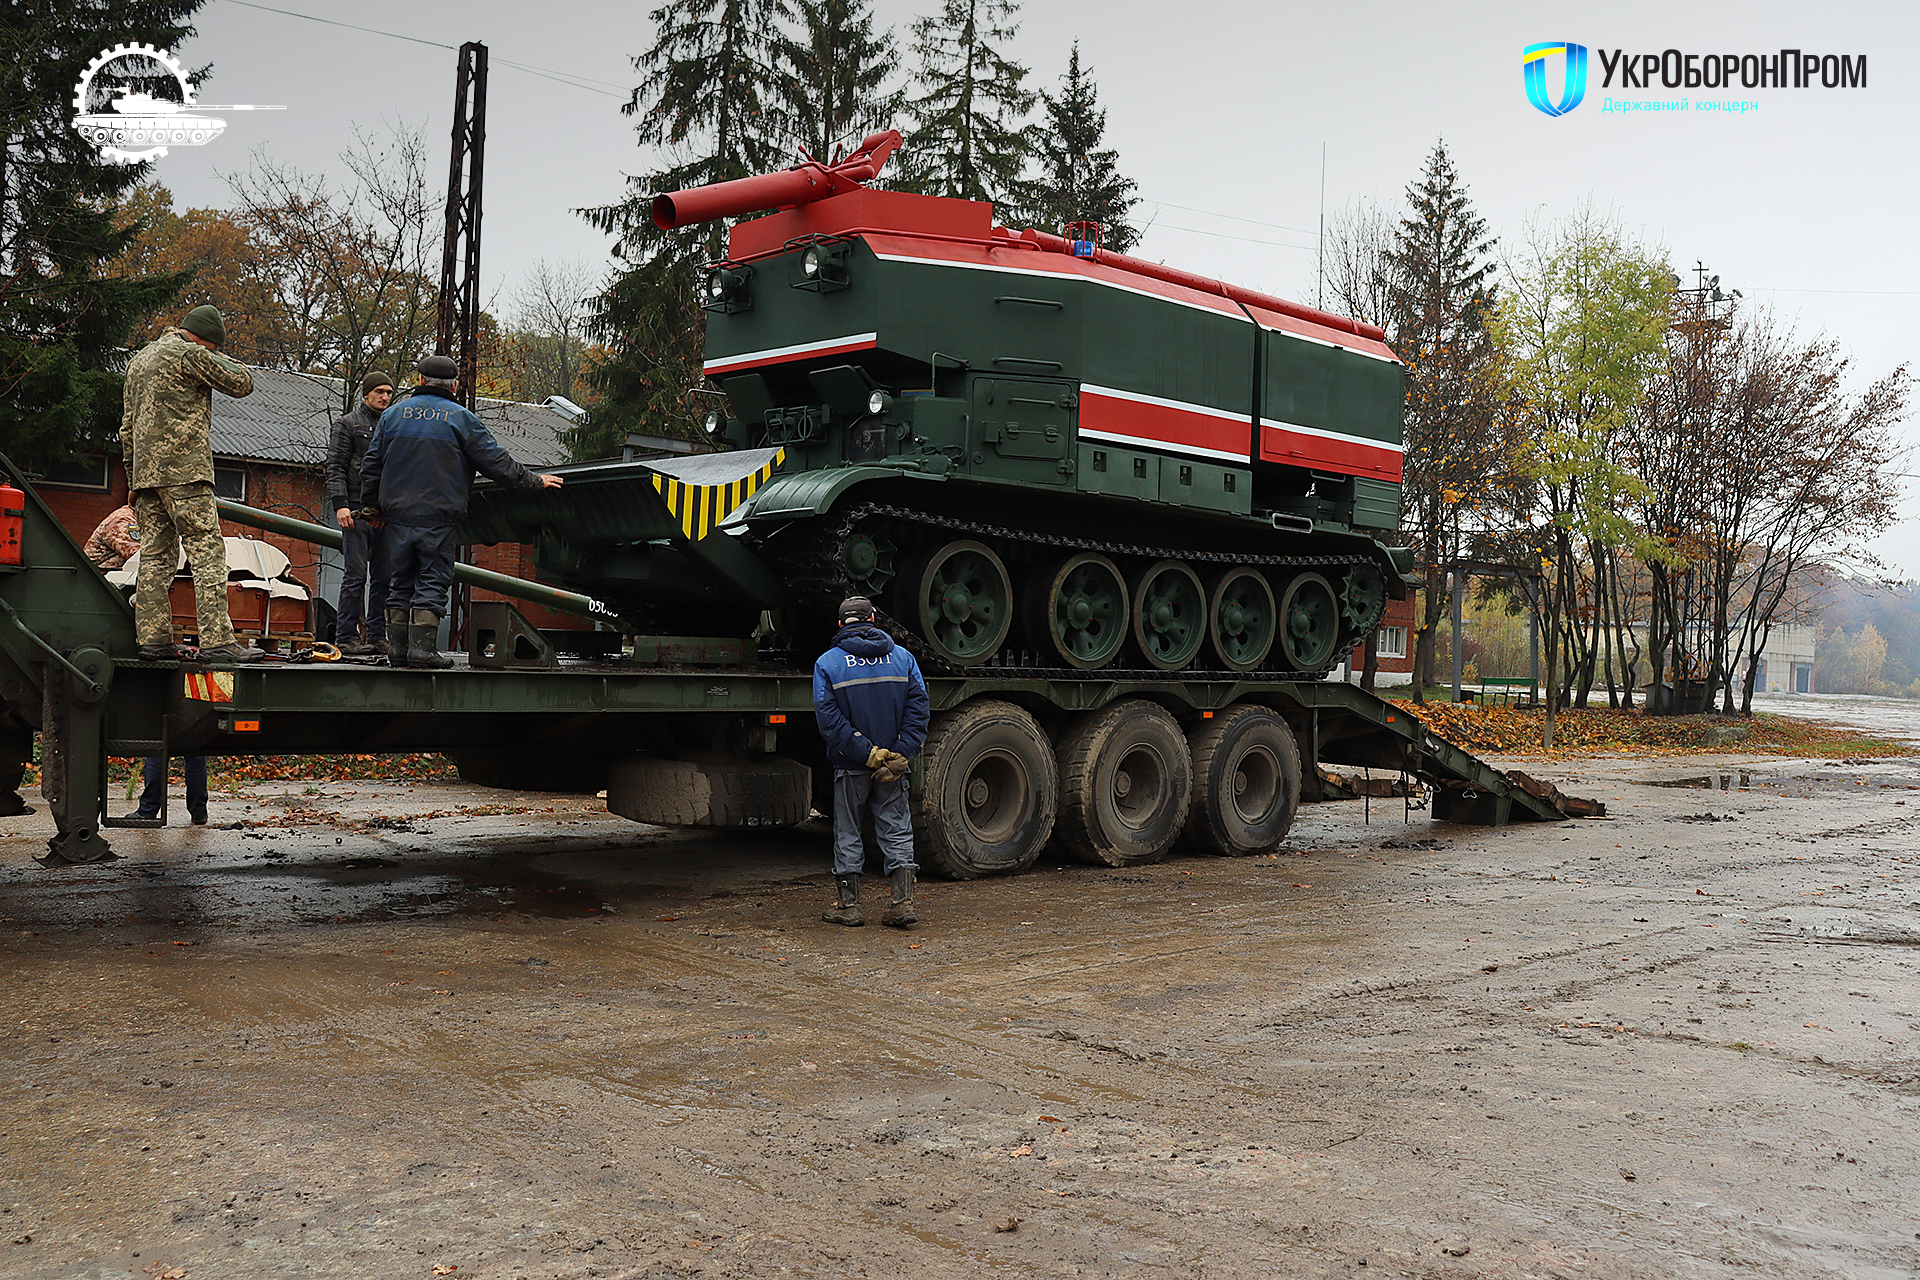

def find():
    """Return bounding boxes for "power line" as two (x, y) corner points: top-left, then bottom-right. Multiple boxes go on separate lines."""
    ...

(1138, 198), (1319, 239)
(1149, 222), (1318, 253)
(218, 0), (629, 98)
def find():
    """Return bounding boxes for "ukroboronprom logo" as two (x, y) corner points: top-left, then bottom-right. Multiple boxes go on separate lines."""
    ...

(1524, 42), (1589, 116)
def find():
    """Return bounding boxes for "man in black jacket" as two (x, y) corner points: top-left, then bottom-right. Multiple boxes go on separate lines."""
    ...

(325, 370), (393, 655)
(359, 355), (562, 667)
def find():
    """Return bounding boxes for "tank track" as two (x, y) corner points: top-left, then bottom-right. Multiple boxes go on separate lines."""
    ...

(772, 502), (1372, 681)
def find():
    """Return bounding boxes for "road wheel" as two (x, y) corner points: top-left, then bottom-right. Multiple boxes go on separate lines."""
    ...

(913, 699), (1057, 879)
(1055, 699), (1192, 866)
(1129, 559), (1206, 670)
(1275, 571), (1340, 671)
(895, 539), (1013, 666)
(1183, 705), (1300, 855)
(1206, 566), (1277, 671)
(1023, 552), (1128, 669)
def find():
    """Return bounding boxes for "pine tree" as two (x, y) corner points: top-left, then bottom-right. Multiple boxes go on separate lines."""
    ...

(0, 2), (202, 469)
(1027, 43), (1138, 250)
(770, 0), (903, 165)
(579, 0), (788, 456)
(1378, 141), (1507, 700)
(899, 0), (1034, 213)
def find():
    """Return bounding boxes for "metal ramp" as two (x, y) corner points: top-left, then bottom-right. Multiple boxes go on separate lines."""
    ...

(1290, 681), (1604, 823)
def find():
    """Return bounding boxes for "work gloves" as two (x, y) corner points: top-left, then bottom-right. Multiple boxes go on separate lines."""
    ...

(869, 748), (911, 784)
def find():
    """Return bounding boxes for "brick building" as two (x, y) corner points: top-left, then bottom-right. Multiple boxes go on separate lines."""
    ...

(29, 366), (586, 637)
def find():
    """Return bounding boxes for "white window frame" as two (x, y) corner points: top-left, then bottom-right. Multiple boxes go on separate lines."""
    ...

(1376, 625), (1407, 658)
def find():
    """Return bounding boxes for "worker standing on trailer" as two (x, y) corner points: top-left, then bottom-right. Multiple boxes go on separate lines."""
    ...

(325, 370), (395, 655)
(121, 305), (263, 664)
(812, 596), (929, 928)
(81, 504), (139, 570)
(358, 354), (561, 668)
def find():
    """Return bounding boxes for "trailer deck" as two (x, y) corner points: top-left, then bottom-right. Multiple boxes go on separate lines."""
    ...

(2, 452), (1598, 872)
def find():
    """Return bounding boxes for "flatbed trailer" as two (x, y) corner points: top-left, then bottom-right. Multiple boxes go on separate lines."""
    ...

(2, 453), (1596, 872)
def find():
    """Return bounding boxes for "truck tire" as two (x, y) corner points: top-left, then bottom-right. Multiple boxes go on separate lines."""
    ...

(606, 756), (812, 828)
(913, 700), (1057, 879)
(1182, 705), (1300, 855)
(453, 750), (609, 794)
(1055, 699), (1192, 866)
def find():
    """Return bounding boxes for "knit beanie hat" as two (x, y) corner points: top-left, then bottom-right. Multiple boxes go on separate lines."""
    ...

(181, 305), (226, 346)
(361, 370), (394, 396)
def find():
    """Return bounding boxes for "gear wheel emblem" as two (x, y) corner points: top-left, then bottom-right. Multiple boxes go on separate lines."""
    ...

(70, 43), (280, 164)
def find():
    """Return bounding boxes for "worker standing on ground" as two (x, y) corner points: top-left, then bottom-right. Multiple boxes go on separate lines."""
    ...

(122, 305), (262, 664)
(812, 596), (929, 928)
(325, 370), (394, 655)
(358, 354), (561, 668)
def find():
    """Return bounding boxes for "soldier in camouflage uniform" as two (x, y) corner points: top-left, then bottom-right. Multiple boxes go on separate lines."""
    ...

(121, 305), (264, 663)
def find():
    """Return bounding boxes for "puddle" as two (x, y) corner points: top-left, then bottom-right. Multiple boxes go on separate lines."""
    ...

(1637, 772), (1757, 791)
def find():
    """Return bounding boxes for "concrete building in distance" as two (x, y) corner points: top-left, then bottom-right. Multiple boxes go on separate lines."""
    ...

(1733, 622), (1817, 693)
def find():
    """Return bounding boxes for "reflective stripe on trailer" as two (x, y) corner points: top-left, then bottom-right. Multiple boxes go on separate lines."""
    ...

(183, 670), (234, 703)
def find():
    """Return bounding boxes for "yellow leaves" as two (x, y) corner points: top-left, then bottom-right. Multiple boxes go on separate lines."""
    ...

(1441, 486), (1466, 506)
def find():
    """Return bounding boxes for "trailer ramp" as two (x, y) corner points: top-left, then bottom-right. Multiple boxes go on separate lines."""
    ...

(1292, 682), (1604, 822)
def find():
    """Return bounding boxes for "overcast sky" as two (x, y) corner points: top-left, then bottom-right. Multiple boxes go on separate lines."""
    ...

(123, 0), (1918, 575)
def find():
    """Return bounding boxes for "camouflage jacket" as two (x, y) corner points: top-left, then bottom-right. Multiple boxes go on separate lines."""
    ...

(83, 505), (140, 569)
(120, 329), (255, 489)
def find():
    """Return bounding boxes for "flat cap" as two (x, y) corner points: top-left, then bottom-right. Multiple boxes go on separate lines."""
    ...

(416, 353), (459, 380)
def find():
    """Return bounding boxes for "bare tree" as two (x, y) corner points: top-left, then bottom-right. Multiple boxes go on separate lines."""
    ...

(221, 125), (438, 408)
(507, 257), (601, 403)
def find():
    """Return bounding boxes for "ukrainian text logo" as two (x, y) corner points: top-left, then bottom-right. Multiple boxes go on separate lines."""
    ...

(1523, 42), (1588, 117)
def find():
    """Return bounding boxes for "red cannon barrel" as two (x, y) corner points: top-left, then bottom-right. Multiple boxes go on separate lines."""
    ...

(651, 130), (901, 230)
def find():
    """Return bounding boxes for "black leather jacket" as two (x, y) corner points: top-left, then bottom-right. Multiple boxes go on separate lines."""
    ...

(324, 401), (382, 511)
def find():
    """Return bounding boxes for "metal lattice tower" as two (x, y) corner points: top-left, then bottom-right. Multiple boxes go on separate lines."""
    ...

(437, 41), (488, 410)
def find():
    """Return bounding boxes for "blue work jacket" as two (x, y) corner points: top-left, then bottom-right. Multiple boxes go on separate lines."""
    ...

(813, 624), (930, 771)
(360, 385), (539, 527)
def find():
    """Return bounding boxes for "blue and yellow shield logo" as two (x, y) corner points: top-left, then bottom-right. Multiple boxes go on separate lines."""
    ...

(1523, 42), (1588, 117)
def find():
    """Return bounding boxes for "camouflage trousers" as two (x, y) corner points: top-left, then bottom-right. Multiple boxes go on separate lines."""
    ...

(133, 482), (234, 647)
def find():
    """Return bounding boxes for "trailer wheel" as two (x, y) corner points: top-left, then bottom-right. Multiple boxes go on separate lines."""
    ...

(914, 700), (1057, 879)
(1055, 700), (1192, 866)
(453, 750), (609, 794)
(1183, 705), (1300, 855)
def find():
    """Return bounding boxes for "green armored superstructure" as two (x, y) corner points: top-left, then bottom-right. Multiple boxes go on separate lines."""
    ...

(468, 132), (1412, 675)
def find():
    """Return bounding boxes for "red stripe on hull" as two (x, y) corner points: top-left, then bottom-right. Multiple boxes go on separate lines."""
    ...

(1259, 425), (1403, 482)
(1080, 392), (1248, 460)
(704, 336), (878, 376)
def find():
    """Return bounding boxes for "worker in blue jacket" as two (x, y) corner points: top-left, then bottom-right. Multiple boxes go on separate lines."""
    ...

(813, 596), (930, 928)
(359, 354), (561, 667)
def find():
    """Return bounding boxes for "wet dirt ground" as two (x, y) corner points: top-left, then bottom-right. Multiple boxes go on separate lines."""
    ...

(3, 751), (1919, 1280)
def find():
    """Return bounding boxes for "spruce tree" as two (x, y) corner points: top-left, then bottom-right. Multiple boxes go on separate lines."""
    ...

(1028, 43), (1138, 250)
(0, 2), (202, 469)
(1378, 141), (1506, 699)
(899, 0), (1033, 213)
(579, 0), (788, 455)
(770, 0), (903, 165)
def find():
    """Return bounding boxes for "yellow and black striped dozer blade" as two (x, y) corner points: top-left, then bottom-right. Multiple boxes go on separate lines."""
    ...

(647, 447), (785, 541)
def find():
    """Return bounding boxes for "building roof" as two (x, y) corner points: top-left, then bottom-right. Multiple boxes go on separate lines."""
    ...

(210, 366), (573, 469)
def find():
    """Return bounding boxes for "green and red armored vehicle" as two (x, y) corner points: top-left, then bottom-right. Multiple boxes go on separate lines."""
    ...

(465, 130), (1411, 675)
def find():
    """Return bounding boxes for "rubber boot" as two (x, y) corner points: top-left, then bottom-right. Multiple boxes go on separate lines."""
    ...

(882, 867), (918, 928)
(410, 608), (453, 669)
(823, 874), (864, 927)
(384, 609), (411, 666)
